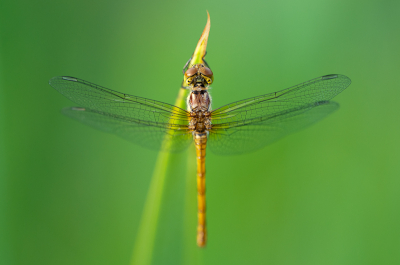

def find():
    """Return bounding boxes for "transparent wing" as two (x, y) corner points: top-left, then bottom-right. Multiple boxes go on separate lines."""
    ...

(63, 107), (193, 152)
(209, 101), (339, 155)
(210, 74), (351, 128)
(50, 76), (190, 128)
(50, 76), (192, 152)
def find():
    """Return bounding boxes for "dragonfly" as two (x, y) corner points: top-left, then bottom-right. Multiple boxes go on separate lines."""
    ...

(50, 63), (351, 247)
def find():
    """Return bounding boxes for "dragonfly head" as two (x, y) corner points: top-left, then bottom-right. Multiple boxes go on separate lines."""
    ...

(184, 64), (214, 88)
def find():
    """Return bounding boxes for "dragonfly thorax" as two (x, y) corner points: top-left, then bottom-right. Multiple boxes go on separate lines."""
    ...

(188, 90), (211, 112)
(189, 110), (211, 132)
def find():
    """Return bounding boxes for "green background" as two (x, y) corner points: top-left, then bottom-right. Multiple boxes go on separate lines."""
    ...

(1, 0), (400, 264)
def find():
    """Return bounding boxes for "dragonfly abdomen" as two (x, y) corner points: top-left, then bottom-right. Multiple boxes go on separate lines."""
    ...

(194, 132), (207, 247)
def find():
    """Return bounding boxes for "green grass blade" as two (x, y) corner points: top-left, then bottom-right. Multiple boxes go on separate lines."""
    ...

(130, 12), (210, 265)
(130, 88), (188, 265)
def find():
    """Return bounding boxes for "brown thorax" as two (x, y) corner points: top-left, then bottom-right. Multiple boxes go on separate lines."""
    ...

(188, 90), (211, 112)
(188, 110), (211, 132)
(188, 90), (212, 132)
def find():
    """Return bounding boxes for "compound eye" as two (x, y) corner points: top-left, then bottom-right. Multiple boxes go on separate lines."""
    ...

(184, 67), (198, 77)
(200, 67), (213, 77)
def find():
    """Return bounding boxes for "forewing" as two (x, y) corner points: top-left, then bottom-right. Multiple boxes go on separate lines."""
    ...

(50, 76), (190, 128)
(63, 107), (193, 152)
(211, 74), (350, 128)
(208, 101), (339, 155)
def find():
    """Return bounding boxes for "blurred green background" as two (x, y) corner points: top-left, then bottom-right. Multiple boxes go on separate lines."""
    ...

(1, 0), (400, 264)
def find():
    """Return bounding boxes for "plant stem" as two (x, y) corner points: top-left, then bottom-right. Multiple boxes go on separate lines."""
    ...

(130, 88), (188, 265)
(130, 12), (210, 265)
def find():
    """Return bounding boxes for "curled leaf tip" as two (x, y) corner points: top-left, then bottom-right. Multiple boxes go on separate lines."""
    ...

(190, 12), (211, 65)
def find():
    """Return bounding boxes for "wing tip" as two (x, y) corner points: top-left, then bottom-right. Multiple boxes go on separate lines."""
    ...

(322, 74), (351, 85)
(49, 76), (78, 86)
(322, 74), (351, 80)
(322, 74), (338, 80)
(61, 106), (85, 114)
(48, 76), (59, 86)
(62, 76), (78, 82)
